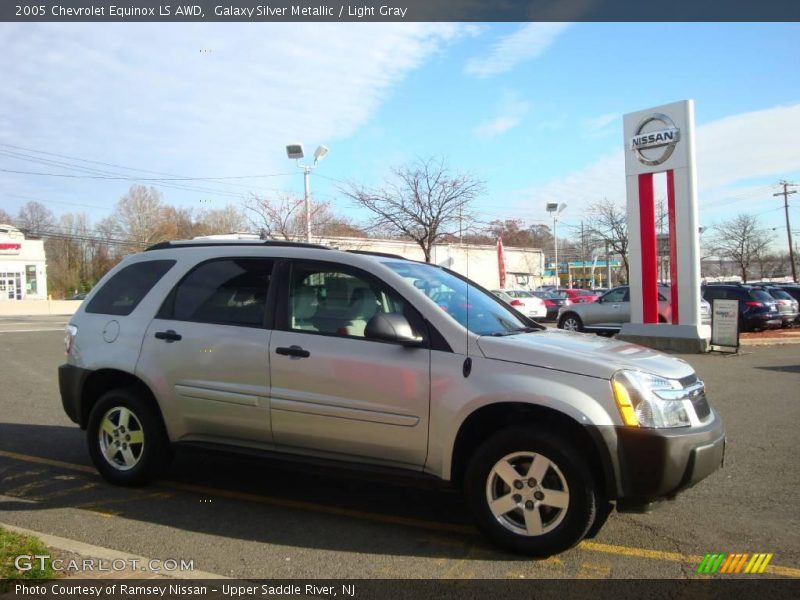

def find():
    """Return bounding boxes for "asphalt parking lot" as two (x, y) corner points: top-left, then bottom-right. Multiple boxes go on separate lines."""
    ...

(0, 316), (798, 579)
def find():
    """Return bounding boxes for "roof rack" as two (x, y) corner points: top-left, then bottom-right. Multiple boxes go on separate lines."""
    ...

(145, 240), (332, 252)
(345, 250), (407, 260)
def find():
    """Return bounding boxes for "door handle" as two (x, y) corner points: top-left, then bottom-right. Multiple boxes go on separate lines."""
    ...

(276, 345), (310, 358)
(154, 330), (182, 342)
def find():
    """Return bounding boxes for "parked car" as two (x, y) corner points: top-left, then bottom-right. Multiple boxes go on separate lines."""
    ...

(591, 287), (608, 295)
(68, 292), (88, 300)
(702, 284), (782, 332)
(531, 291), (571, 321)
(561, 288), (599, 304)
(768, 284), (800, 324)
(493, 288), (547, 319)
(60, 240), (724, 557)
(557, 286), (671, 334)
(700, 297), (712, 326)
(751, 285), (799, 327)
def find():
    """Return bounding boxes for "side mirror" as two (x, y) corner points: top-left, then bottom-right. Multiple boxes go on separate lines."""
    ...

(365, 313), (424, 347)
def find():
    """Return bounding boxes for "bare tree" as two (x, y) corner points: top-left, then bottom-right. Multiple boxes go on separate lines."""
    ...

(341, 157), (484, 262)
(16, 201), (56, 238)
(0, 208), (13, 224)
(197, 204), (248, 235)
(110, 185), (170, 249)
(584, 199), (630, 282)
(245, 193), (338, 241)
(709, 214), (772, 282)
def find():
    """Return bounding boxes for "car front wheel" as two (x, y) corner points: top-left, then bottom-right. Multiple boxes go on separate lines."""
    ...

(558, 313), (584, 332)
(464, 427), (598, 556)
(87, 388), (170, 487)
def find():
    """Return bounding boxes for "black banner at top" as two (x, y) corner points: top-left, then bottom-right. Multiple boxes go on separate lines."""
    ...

(2, 0), (799, 22)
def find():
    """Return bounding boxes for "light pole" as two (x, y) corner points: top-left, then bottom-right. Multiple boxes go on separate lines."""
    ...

(546, 202), (567, 288)
(286, 143), (329, 242)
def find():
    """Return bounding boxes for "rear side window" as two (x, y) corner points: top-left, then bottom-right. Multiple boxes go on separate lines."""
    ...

(166, 258), (272, 327)
(86, 260), (175, 316)
(749, 290), (774, 302)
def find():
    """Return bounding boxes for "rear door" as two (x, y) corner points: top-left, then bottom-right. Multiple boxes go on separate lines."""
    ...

(137, 257), (274, 444)
(268, 260), (431, 467)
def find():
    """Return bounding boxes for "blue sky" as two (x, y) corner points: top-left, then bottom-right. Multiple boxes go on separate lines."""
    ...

(1, 22), (799, 243)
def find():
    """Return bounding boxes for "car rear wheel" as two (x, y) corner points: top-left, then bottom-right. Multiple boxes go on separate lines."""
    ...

(87, 388), (170, 487)
(464, 427), (598, 556)
(558, 313), (584, 332)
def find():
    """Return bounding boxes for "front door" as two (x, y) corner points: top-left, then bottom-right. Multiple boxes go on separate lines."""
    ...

(269, 261), (431, 467)
(136, 257), (274, 444)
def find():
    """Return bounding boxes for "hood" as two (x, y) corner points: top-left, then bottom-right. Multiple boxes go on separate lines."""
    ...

(477, 329), (696, 381)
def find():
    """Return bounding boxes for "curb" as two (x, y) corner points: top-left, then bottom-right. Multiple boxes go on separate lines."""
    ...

(0, 523), (227, 580)
(739, 337), (800, 346)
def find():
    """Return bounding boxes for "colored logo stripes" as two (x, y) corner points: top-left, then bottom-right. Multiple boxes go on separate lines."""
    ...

(696, 553), (773, 574)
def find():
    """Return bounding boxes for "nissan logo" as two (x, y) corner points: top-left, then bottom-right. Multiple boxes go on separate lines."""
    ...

(630, 113), (681, 166)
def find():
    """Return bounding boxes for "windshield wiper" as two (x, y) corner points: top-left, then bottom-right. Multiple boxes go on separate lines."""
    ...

(488, 326), (542, 336)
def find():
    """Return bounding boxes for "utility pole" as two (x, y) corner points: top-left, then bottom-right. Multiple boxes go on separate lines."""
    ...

(774, 181), (797, 282)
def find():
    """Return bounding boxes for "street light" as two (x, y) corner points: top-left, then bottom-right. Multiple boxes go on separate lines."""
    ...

(286, 143), (329, 242)
(546, 202), (567, 289)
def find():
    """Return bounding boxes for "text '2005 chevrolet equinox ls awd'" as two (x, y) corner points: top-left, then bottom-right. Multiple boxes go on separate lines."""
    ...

(59, 239), (725, 556)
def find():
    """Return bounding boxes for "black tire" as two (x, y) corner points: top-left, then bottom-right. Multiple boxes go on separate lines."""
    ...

(464, 426), (598, 557)
(86, 388), (171, 487)
(738, 317), (748, 333)
(558, 313), (584, 332)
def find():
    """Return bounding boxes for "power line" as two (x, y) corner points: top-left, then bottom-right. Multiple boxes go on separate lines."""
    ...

(0, 143), (298, 200)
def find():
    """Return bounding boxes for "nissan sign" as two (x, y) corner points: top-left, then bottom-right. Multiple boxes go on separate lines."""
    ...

(630, 113), (681, 166)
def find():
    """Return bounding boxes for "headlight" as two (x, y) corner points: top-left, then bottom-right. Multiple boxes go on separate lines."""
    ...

(611, 369), (691, 428)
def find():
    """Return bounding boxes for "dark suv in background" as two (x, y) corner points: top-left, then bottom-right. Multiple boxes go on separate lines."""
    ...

(702, 284), (782, 332)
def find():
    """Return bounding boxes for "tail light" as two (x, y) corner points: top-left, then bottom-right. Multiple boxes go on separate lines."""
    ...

(744, 301), (763, 309)
(510, 299), (524, 307)
(64, 324), (78, 355)
(544, 300), (556, 307)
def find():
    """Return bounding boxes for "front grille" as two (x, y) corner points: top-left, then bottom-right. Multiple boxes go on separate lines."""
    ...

(692, 392), (711, 421)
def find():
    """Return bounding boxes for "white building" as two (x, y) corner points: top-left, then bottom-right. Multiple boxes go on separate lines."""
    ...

(0, 224), (48, 301)
(196, 233), (546, 290)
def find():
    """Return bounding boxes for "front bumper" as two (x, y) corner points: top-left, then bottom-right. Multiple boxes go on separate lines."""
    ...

(596, 411), (725, 511)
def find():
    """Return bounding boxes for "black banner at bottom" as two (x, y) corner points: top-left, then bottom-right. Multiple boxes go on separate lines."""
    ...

(3, 579), (800, 600)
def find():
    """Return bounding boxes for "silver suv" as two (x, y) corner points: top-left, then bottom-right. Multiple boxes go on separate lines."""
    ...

(59, 240), (725, 556)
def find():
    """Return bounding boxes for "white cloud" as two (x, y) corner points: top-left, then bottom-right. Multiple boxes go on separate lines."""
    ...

(473, 94), (529, 137)
(464, 23), (570, 78)
(584, 112), (619, 135)
(0, 22), (465, 208)
(514, 103), (800, 223)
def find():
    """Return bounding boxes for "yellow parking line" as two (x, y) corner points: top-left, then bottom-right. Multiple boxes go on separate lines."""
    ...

(2, 449), (798, 578)
(0, 450), (96, 474)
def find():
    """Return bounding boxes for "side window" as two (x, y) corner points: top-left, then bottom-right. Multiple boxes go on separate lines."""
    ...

(86, 260), (175, 316)
(602, 288), (626, 303)
(168, 258), (272, 327)
(287, 263), (422, 340)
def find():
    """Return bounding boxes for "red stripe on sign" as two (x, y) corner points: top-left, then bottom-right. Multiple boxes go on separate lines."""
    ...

(666, 170), (679, 324)
(638, 173), (659, 324)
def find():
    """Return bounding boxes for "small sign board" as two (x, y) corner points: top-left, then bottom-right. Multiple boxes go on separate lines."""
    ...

(710, 299), (739, 352)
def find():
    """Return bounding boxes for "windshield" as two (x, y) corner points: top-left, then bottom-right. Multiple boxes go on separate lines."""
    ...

(384, 262), (529, 335)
